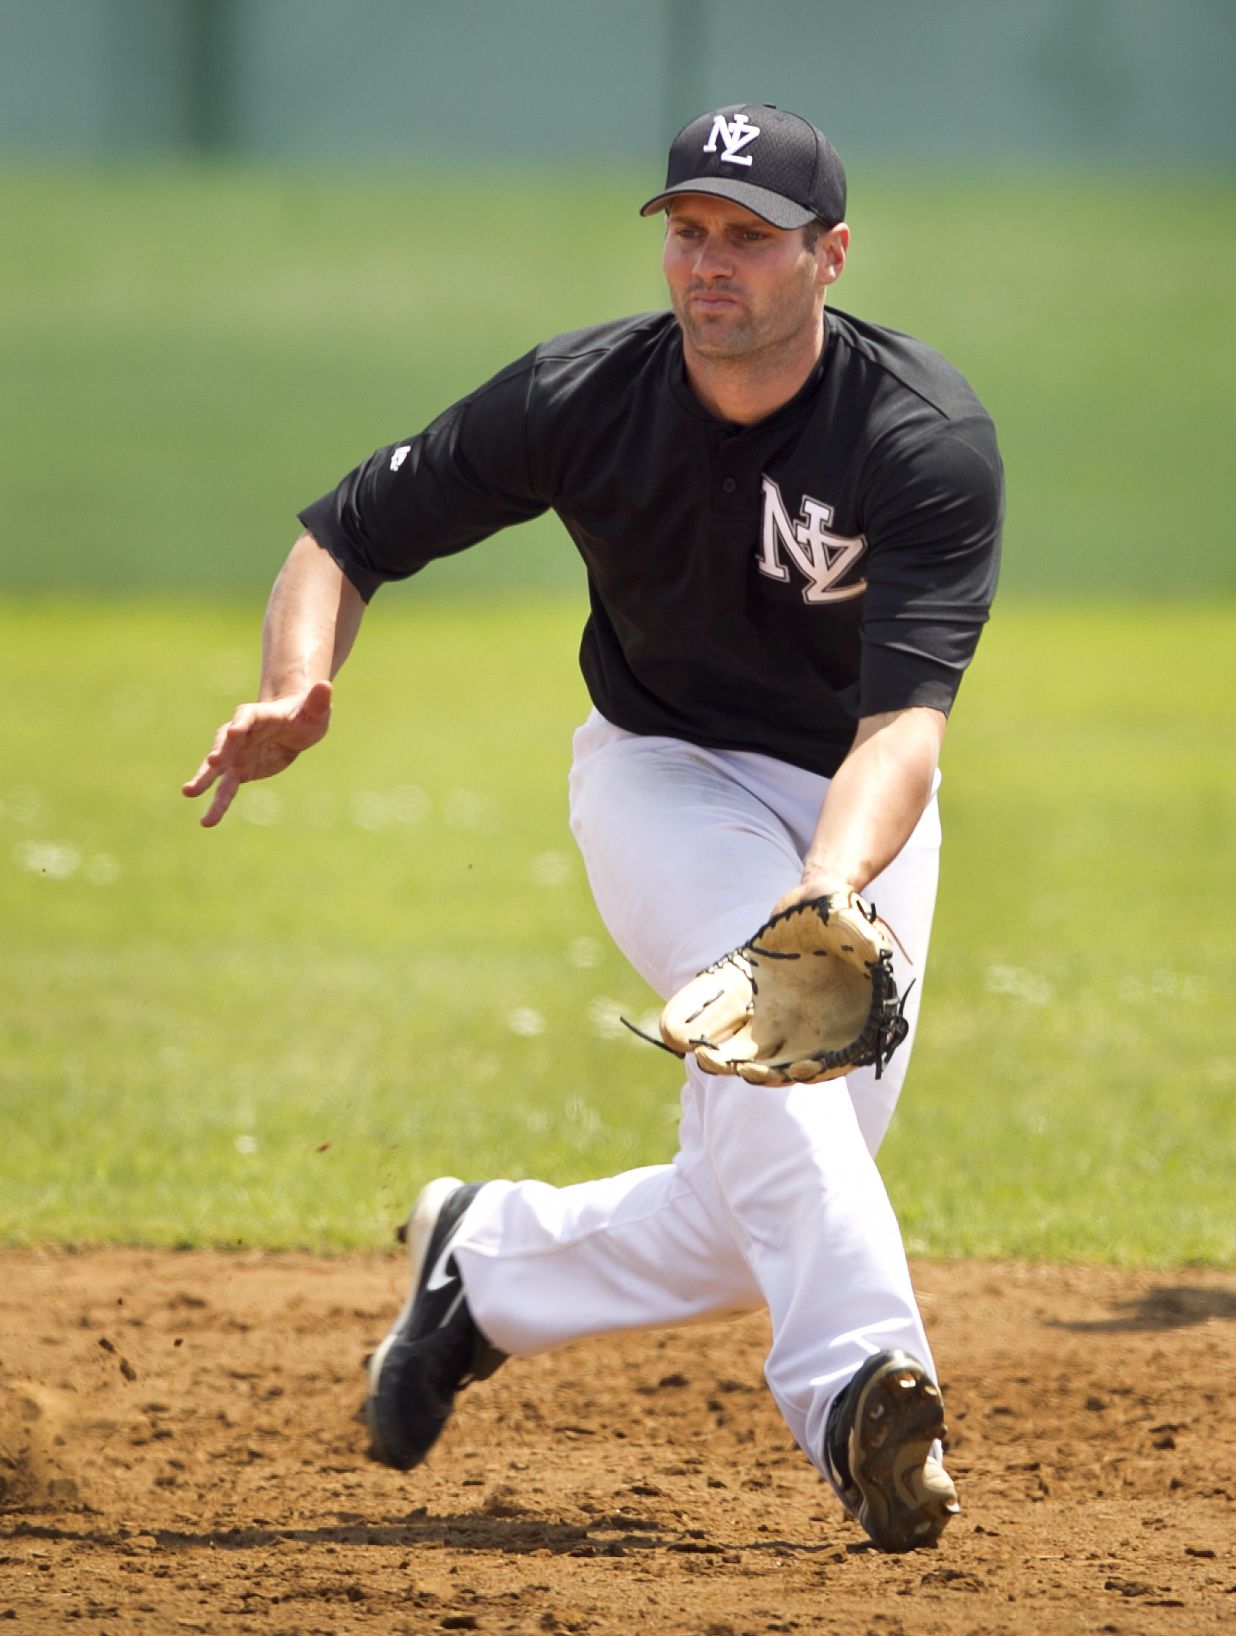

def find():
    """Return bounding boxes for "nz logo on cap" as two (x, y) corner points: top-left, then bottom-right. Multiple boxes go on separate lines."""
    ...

(703, 112), (761, 167)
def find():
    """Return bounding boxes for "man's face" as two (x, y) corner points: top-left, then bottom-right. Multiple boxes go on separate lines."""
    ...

(661, 195), (845, 363)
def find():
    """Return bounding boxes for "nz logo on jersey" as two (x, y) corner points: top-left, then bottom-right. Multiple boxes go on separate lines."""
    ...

(756, 476), (867, 604)
(703, 112), (761, 167)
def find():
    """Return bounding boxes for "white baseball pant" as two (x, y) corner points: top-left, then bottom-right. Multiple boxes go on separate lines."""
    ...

(452, 709), (942, 1478)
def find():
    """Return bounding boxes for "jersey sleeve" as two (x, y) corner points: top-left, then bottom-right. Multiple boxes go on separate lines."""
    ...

(297, 352), (551, 601)
(857, 415), (1004, 717)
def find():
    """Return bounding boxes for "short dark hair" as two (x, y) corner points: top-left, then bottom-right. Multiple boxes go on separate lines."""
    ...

(801, 219), (830, 250)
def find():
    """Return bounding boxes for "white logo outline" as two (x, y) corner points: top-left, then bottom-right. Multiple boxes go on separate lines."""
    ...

(703, 112), (761, 168)
(757, 475), (867, 604)
(390, 445), (411, 473)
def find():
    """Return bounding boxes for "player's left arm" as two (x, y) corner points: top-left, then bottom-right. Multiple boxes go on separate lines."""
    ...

(779, 406), (1003, 911)
(775, 705), (946, 910)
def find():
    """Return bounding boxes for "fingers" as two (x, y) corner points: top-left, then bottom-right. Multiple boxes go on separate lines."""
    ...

(181, 717), (233, 798)
(182, 686), (331, 828)
(199, 770), (240, 829)
(181, 709), (251, 802)
(181, 760), (218, 799)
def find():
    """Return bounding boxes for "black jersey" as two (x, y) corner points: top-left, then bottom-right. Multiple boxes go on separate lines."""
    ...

(300, 308), (1003, 779)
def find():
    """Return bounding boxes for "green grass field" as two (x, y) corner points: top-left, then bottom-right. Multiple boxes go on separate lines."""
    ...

(1, 598), (1232, 1264)
(2, 165), (1232, 1265)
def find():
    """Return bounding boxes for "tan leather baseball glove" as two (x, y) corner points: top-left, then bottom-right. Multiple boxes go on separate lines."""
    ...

(657, 892), (911, 1085)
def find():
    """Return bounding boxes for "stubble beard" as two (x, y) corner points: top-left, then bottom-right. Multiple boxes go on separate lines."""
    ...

(673, 288), (758, 360)
(679, 311), (755, 361)
(673, 278), (821, 373)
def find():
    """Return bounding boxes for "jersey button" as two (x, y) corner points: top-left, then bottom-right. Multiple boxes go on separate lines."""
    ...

(721, 477), (737, 494)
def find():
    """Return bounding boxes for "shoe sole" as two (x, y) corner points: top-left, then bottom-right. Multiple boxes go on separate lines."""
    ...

(365, 1175), (464, 1452)
(848, 1353), (960, 1551)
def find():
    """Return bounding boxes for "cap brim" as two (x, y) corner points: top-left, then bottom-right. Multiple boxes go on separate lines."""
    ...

(639, 177), (816, 230)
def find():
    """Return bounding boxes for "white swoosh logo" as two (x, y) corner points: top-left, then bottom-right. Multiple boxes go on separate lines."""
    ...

(424, 1239), (458, 1293)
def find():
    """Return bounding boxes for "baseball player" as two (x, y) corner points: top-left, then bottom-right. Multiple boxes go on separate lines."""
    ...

(184, 104), (1003, 1552)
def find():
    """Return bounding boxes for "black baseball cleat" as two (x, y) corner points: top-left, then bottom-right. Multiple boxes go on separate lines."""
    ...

(825, 1348), (960, 1552)
(365, 1176), (507, 1471)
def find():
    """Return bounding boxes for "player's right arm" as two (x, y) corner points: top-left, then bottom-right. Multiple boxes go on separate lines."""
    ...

(182, 532), (365, 828)
(184, 345), (552, 829)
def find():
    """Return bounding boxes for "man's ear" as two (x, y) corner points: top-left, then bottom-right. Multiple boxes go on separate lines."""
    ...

(818, 222), (850, 287)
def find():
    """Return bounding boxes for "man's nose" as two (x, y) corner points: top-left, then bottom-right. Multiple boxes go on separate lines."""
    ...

(693, 236), (735, 278)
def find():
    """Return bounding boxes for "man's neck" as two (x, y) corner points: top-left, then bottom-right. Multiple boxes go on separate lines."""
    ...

(682, 317), (826, 426)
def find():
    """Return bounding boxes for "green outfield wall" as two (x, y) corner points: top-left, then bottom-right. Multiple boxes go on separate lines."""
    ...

(1, 0), (1233, 165)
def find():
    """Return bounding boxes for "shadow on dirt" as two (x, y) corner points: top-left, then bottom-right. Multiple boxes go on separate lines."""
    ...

(1, 1511), (857, 1558)
(1045, 1283), (1236, 1334)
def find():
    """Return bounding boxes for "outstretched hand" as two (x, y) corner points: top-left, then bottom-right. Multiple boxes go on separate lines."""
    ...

(182, 680), (334, 828)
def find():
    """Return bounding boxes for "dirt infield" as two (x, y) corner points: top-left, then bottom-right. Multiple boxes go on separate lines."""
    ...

(1, 1250), (1232, 1635)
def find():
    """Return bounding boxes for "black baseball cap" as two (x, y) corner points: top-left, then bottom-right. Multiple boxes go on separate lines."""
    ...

(640, 103), (846, 230)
